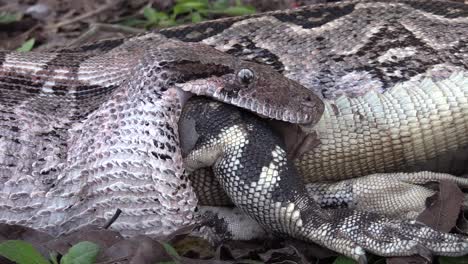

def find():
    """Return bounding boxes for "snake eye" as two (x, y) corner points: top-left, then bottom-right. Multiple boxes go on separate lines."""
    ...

(237, 68), (254, 85)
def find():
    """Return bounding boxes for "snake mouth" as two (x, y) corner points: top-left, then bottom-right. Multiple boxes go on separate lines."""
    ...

(225, 96), (315, 124)
(176, 79), (324, 125)
(166, 44), (323, 125)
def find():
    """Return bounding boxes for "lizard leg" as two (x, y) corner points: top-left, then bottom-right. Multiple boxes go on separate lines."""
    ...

(307, 171), (468, 219)
(191, 168), (468, 246)
(190, 167), (234, 206)
(192, 168), (468, 220)
(180, 97), (468, 261)
(298, 204), (467, 260)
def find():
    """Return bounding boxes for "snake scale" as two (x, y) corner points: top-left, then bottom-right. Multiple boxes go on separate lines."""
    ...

(0, 34), (320, 234)
(0, 0), (468, 262)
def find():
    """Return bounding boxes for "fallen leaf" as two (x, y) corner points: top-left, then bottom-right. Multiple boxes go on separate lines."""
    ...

(129, 235), (174, 264)
(388, 180), (464, 264)
(45, 225), (123, 255)
(16, 38), (35, 51)
(456, 211), (468, 234)
(417, 180), (464, 231)
(0, 224), (54, 258)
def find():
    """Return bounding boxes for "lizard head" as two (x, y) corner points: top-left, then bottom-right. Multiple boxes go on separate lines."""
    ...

(168, 42), (323, 125)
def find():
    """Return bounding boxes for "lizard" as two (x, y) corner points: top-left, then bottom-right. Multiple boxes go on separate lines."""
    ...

(180, 96), (468, 263)
(0, 0), (467, 260)
(160, 0), (468, 220)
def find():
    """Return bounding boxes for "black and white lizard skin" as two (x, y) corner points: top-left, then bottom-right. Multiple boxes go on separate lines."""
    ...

(180, 96), (468, 263)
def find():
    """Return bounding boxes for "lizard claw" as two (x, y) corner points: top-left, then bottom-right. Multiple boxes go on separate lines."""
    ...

(357, 253), (367, 264)
(413, 244), (432, 261)
(299, 209), (468, 260)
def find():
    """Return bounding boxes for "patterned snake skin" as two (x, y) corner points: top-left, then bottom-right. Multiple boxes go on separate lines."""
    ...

(0, 34), (320, 237)
(0, 0), (467, 261)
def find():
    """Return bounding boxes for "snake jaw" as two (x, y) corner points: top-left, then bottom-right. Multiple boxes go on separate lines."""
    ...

(175, 71), (324, 125)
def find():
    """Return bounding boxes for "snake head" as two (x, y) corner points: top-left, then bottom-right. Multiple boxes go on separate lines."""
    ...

(170, 42), (323, 125)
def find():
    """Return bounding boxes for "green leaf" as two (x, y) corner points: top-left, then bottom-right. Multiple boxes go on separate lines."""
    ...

(212, 0), (230, 10)
(191, 12), (202, 23)
(172, 5), (191, 16)
(332, 256), (357, 264)
(16, 38), (35, 52)
(61, 241), (100, 264)
(145, 7), (168, 20)
(0, 240), (50, 264)
(143, 6), (155, 20)
(173, 2), (208, 16)
(156, 243), (181, 264)
(0, 12), (22, 24)
(49, 251), (59, 264)
(161, 242), (180, 259)
(439, 256), (468, 264)
(156, 12), (169, 20)
(157, 18), (178, 27)
(176, 0), (209, 5)
(215, 6), (255, 16)
(142, 6), (172, 28)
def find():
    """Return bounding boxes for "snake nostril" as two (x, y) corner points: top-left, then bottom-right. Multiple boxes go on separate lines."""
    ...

(301, 96), (316, 107)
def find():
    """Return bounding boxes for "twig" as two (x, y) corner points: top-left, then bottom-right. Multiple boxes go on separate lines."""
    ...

(47, 0), (117, 29)
(66, 23), (144, 48)
(103, 208), (122, 229)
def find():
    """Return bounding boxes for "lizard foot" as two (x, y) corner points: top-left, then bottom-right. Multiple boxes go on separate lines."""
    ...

(179, 97), (468, 260)
(307, 171), (468, 219)
(298, 206), (468, 262)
